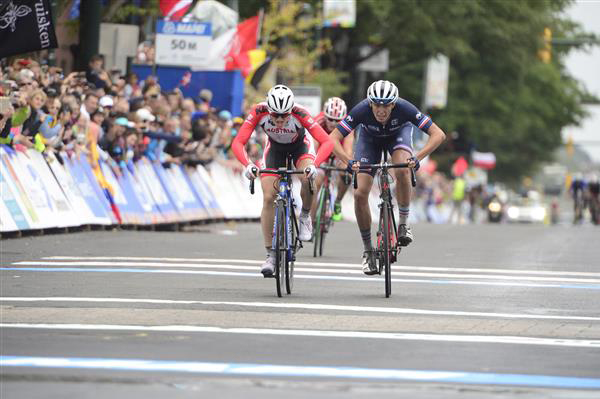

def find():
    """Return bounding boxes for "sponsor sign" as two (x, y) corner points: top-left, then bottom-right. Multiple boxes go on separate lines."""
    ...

(155, 20), (212, 66)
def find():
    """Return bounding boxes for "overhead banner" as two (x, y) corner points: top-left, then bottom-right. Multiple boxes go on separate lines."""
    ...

(323, 0), (356, 28)
(424, 54), (450, 110)
(0, 0), (58, 59)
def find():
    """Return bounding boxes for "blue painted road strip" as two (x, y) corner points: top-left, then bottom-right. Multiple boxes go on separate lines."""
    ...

(3, 267), (600, 290)
(2, 356), (600, 389)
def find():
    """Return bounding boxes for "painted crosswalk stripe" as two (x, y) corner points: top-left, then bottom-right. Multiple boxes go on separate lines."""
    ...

(2, 323), (600, 348)
(2, 297), (599, 321)
(2, 355), (600, 388)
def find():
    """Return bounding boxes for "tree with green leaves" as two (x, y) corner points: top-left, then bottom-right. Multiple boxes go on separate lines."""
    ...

(239, 0), (596, 182)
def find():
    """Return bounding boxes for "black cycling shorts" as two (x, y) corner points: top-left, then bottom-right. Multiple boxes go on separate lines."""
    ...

(261, 136), (315, 177)
(354, 122), (415, 176)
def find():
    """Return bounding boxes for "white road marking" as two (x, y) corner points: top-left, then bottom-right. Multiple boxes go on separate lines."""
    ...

(14, 261), (600, 284)
(42, 256), (600, 277)
(3, 267), (598, 289)
(2, 297), (599, 321)
(2, 323), (599, 348)
(4, 355), (600, 388)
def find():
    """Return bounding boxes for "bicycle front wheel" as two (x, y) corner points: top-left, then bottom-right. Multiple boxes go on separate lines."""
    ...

(286, 211), (296, 294)
(275, 203), (287, 297)
(382, 202), (392, 298)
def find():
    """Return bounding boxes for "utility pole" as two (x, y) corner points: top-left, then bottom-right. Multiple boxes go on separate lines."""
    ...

(77, 0), (102, 70)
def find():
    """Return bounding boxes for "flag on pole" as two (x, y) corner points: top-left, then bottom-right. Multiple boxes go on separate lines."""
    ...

(472, 151), (496, 170)
(451, 156), (468, 177)
(159, 0), (192, 21)
(225, 15), (260, 77)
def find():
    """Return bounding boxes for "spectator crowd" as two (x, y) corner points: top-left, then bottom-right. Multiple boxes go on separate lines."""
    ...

(0, 55), (263, 179)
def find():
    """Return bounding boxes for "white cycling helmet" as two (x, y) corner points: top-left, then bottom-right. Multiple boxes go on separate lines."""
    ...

(266, 85), (294, 114)
(323, 97), (347, 120)
(367, 80), (399, 105)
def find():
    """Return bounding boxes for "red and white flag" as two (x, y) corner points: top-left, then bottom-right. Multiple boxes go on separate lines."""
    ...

(225, 15), (260, 77)
(159, 0), (192, 21)
(472, 151), (496, 170)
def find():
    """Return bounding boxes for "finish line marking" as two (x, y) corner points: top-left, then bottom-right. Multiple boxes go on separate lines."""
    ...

(42, 256), (600, 277)
(2, 297), (599, 321)
(14, 261), (600, 284)
(3, 268), (600, 290)
(2, 323), (600, 348)
(2, 356), (600, 389)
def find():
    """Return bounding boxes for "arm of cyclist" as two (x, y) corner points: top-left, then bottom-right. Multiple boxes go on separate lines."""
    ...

(231, 107), (260, 179)
(330, 127), (358, 171)
(409, 122), (446, 169)
(303, 116), (333, 167)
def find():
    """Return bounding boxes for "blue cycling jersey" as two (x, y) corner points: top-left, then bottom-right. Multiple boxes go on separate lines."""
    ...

(336, 98), (433, 137)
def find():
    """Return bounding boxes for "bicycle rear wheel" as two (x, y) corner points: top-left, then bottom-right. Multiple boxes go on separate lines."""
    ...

(319, 191), (331, 257)
(274, 203), (287, 297)
(313, 188), (326, 257)
(286, 211), (296, 294)
(381, 202), (392, 298)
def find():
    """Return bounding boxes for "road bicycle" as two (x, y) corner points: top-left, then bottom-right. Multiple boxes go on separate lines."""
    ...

(250, 157), (313, 297)
(358, 152), (416, 298)
(313, 159), (348, 257)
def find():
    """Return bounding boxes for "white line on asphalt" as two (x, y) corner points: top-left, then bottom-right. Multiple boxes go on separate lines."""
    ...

(42, 256), (600, 277)
(3, 267), (598, 289)
(14, 261), (600, 284)
(4, 355), (600, 389)
(2, 323), (599, 348)
(2, 297), (599, 321)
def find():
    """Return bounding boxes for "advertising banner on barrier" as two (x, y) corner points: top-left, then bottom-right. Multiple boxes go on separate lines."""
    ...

(62, 155), (113, 225)
(0, 160), (31, 231)
(169, 165), (208, 220)
(208, 163), (247, 219)
(123, 166), (163, 224)
(186, 165), (223, 219)
(0, 199), (19, 232)
(1, 147), (59, 228)
(25, 150), (80, 227)
(100, 160), (143, 224)
(76, 155), (118, 224)
(1, 147), (41, 229)
(135, 159), (179, 222)
(153, 163), (204, 221)
(181, 166), (210, 221)
(46, 157), (99, 225)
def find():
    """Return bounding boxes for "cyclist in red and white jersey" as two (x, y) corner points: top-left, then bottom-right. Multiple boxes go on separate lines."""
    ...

(311, 97), (354, 222)
(232, 85), (334, 276)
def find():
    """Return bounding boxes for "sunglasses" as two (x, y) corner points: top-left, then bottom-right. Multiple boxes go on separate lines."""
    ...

(270, 112), (290, 119)
(326, 117), (342, 123)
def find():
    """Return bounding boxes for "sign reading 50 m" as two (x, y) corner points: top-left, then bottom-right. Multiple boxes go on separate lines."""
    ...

(155, 21), (212, 67)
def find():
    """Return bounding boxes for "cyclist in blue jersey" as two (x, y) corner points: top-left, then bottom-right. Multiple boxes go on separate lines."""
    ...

(329, 80), (447, 274)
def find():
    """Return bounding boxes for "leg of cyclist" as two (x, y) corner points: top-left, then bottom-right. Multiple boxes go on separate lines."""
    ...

(260, 174), (279, 276)
(391, 123), (416, 246)
(297, 155), (316, 241)
(332, 171), (350, 221)
(354, 127), (379, 275)
(309, 168), (326, 222)
(332, 133), (354, 221)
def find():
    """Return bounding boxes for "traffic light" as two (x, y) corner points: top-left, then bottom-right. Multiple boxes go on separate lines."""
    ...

(538, 27), (552, 63)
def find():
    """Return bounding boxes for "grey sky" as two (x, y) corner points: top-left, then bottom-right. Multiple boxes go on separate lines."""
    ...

(563, 0), (600, 163)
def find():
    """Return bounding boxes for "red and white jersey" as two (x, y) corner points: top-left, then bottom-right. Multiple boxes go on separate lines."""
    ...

(315, 111), (334, 134)
(232, 102), (333, 167)
(243, 102), (318, 144)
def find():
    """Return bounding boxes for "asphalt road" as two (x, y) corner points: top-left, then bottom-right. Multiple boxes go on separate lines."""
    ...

(1, 221), (599, 398)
